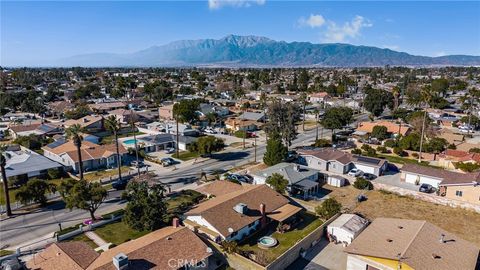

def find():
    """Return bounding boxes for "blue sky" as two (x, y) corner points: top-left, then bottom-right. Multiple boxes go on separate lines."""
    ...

(1, 1), (479, 66)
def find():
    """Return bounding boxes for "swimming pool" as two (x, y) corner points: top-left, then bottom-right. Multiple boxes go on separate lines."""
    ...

(123, 139), (137, 145)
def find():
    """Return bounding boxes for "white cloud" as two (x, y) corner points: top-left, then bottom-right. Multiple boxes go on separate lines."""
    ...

(298, 14), (326, 28)
(208, 0), (265, 10)
(322, 15), (373, 43)
(434, 51), (447, 57)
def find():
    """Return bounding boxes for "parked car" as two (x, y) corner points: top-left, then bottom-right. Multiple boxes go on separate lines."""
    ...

(348, 168), (364, 177)
(164, 147), (175, 154)
(112, 178), (128, 190)
(204, 128), (217, 134)
(226, 173), (251, 183)
(285, 151), (298, 162)
(161, 157), (175, 167)
(361, 173), (377, 180)
(131, 160), (145, 168)
(419, 183), (435, 193)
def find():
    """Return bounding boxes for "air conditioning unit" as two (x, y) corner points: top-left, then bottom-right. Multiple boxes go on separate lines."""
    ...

(112, 253), (129, 270)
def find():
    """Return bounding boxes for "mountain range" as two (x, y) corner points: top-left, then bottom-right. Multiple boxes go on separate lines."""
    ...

(58, 35), (480, 67)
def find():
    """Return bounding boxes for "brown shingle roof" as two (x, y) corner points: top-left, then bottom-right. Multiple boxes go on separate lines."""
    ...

(185, 185), (292, 237)
(356, 121), (411, 136)
(27, 242), (99, 270)
(299, 148), (353, 164)
(9, 123), (41, 133)
(402, 163), (480, 185)
(345, 218), (480, 270)
(88, 227), (210, 270)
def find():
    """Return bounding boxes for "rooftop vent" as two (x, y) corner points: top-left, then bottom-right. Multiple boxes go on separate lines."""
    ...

(234, 203), (248, 214)
(387, 239), (393, 243)
(113, 253), (128, 270)
(432, 253), (442, 259)
(439, 234), (445, 243)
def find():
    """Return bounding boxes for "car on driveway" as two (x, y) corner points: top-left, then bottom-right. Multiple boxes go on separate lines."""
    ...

(348, 168), (364, 177)
(112, 178), (128, 190)
(161, 157), (175, 167)
(226, 173), (251, 183)
(164, 147), (175, 154)
(361, 173), (377, 180)
(419, 183), (435, 193)
(131, 160), (145, 168)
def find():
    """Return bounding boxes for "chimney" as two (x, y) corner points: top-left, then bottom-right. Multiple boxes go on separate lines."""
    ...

(112, 253), (128, 270)
(259, 203), (267, 228)
(439, 234), (445, 243)
(172, 217), (180, 228)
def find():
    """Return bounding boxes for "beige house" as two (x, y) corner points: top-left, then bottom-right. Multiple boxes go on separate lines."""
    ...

(159, 104), (175, 120)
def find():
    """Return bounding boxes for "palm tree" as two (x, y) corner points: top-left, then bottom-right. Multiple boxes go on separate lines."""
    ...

(66, 124), (85, 180)
(0, 145), (12, 216)
(105, 116), (122, 182)
(417, 87), (433, 163)
(129, 111), (140, 176)
(314, 108), (320, 141)
(301, 92), (308, 131)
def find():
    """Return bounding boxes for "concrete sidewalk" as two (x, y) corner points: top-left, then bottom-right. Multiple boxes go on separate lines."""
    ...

(85, 231), (108, 247)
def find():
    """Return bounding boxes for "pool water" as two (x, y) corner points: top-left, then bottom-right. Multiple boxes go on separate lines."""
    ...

(123, 139), (137, 145)
(258, 236), (278, 248)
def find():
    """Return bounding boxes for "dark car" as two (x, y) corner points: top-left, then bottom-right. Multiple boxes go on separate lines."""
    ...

(285, 151), (299, 162)
(112, 179), (128, 190)
(362, 173), (377, 180)
(419, 183), (434, 193)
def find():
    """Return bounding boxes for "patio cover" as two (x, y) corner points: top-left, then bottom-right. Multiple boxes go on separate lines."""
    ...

(268, 204), (302, 222)
(293, 179), (319, 191)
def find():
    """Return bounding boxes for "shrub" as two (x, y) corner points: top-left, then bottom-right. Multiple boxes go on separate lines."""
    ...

(313, 139), (332, 148)
(220, 240), (238, 254)
(353, 178), (373, 190)
(47, 168), (62, 179)
(455, 162), (480, 173)
(412, 153), (419, 158)
(384, 139), (397, 148)
(447, 144), (457, 150)
(469, 148), (480, 154)
(377, 146), (389, 153)
(371, 125), (389, 141)
(315, 198), (342, 220)
(234, 130), (247, 138)
(351, 148), (362, 155)
(393, 147), (406, 157)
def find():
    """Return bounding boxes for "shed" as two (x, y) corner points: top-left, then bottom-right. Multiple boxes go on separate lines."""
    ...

(327, 214), (369, 246)
(327, 175), (347, 187)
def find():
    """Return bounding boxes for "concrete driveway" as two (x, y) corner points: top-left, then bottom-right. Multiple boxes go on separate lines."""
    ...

(373, 173), (420, 192)
(287, 239), (347, 270)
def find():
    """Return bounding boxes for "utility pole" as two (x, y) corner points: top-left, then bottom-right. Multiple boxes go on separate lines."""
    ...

(254, 135), (257, 163)
(130, 110), (140, 176)
(418, 110), (427, 163)
(176, 114), (179, 158)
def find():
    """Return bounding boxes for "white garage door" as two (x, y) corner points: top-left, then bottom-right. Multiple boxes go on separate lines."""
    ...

(355, 164), (375, 174)
(404, 173), (441, 187)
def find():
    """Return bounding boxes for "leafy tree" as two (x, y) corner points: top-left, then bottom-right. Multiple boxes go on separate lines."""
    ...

(431, 78), (449, 97)
(361, 144), (377, 157)
(105, 115), (123, 182)
(399, 133), (421, 151)
(59, 179), (108, 221)
(460, 115), (480, 129)
(321, 107), (354, 141)
(406, 111), (435, 137)
(351, 148), (362, 155)
(363, 88), (394, 117)
(13, 135), (43, 150)
(123, 180), (167, 231)
(313, 139), (332, 148)
(66, 124), (86, 180)
(424, 137), (448, 154)
(0, 145), (12, 216)
(263, 134), (287, 166)
(264, 101), (300, 147)
(315, 198), (341, 220)
(371, 125), (389, 141)
(353, 178), (373, 190)
(469, 148), (480, 154)
(47, 168), (62, 179)
(64, 104), (91, 120)
(220, 240), (238, 254)
(173, 99), (201, 124)
(393, 147), (407, 157)
(392, 108), (410, 122)
(298, 69), (309, 92)
(189, 136), (225, 156)
(15, 179), (56, 206)
(455, 162), (480, 173)
(266, 173), (289, 194)
(144, 80), (173, 104)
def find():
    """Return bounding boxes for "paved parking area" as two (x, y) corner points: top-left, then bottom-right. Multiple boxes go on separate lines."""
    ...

(373, 173), (419, 192)
(287, 239), (347, 270)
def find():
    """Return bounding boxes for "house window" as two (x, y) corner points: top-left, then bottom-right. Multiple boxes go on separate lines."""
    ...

(455, 190), (463, 197)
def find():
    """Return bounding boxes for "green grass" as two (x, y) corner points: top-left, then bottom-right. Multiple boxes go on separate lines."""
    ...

(83, 166), (131, 182)
(238, 211), (323, 264)
(65, 233), (98, 249)
(94, 220), (150, 246)
(172, 151), (200, 161)
(166, 190), (205, 213)
(0, 249), (14, 257)
(0, 178), (73, 205)
(377, 154), (439, 168)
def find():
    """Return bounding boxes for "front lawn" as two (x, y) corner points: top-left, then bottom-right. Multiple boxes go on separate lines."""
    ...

(94, 220), (150, 246)
(377, 154), (437, 168)
(65, 233), (98, 249)
(166, 190), (205, 213)
(238, 211), (323, 265)
(83, 166), (131, 182)
(0, 250), (14, 257)
(0, 178), (73, 205)
(172, 151), (200, 161)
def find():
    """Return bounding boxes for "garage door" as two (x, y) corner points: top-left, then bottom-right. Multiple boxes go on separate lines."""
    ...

(355, 164), (375, 175)
(404, 173), (441, 187)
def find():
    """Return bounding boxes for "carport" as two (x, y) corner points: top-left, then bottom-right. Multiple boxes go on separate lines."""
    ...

(292, 179), (320, 199)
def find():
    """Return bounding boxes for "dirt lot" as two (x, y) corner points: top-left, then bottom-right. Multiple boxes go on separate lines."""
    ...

(319, 185), (480, 247)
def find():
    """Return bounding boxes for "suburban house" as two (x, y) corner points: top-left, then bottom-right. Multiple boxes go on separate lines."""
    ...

(299, 148), (388, 176)
(251, 162), (321, 198)
(26, 225), (214, 270)
(437, 149), (480, 170)
(344, 218), (480, 270)
(308, 92), (330, 103)
(124, 134), (197, 152)
(355, 120), (411, 137)
(197, 103), (230, 118)
(184, 184), (302, 242)
(8, 123), (63, 139)
(108, 109), (154, 124)
(89, 101), (126, 114)
(401, 163), (480, 204)
(225, 118), (259, 132)
(238, 111), (266, 122)
(158, 104), (175, 120)
(196, 180), (244, 198)
(42, 139), (128, 173)
(2, 144), (62, 180)
(326, 214), (369, 246)
(64, 115), (104, 132)
(146, 121), (199, 136)
(47, 101), (75, 118)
